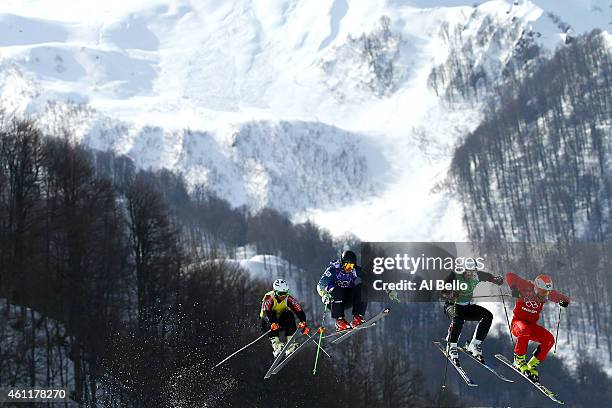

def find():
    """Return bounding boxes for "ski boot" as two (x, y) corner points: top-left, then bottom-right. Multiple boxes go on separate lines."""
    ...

(270, 337), (284, 358)
(285, 335), (299, 355)
(527, 356), (541, 382)
(335, 317), (351, 332)
(352, 314), (365, 328)
(446, 342), (460, 366)
(465, 340), (485, 364)
(513, 353), (531, 377)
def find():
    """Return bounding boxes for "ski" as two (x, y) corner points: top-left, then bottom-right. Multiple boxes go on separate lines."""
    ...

(456, 345), (513, 383)
(270, 332), (319, 375)
(309, 337), (332, 358)
(331, 308), (391, 345)
(322, 330), (350, 340)
(432, 341), (478, 387)
(263, 334), (300, 379)
(495, 354), (564, 404)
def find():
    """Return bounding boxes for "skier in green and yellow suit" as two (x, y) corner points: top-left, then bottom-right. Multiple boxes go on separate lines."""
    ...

(260, 279), (309, 357)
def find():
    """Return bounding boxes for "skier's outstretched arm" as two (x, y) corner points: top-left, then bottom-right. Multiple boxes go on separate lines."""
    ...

(506, 272), (532, 297)
(354, 265), (398, 302)
(549, 290), (570, 307)
(317, 266), (334, 297)
(288, 296), (310, 334)
(287, 296), (307, 322)
(477, 270), (504, 285)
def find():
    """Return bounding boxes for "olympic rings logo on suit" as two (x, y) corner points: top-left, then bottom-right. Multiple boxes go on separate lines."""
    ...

(524, 300), (540, 308)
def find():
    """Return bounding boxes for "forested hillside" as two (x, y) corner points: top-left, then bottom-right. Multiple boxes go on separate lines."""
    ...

(452, 30), (611, 243)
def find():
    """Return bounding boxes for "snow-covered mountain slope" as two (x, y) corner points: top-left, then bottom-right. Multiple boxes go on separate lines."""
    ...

(0, 0), (610, 241)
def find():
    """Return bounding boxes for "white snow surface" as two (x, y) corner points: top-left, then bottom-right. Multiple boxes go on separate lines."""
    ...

(0, 0), (609, 243)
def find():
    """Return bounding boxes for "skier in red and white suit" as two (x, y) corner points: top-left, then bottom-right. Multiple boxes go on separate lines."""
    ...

(506, 272), (570, 382)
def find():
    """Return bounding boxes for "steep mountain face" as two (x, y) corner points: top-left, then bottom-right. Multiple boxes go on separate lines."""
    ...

(0, 0), (610, 241)
(34, 104), (383, 211)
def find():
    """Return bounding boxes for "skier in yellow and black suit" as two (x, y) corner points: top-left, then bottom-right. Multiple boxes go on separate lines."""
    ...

(260, 279), (309, 357)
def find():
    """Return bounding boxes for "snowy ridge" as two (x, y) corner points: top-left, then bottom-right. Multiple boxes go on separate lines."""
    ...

(34, 102), (385, 210)
(0, 0), (609, 239)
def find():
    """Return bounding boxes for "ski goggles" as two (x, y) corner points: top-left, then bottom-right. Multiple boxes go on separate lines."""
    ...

(342, 262), (355, 272)
(274, 290), (289, 297)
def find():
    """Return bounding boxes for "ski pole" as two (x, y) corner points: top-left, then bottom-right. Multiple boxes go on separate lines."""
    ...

(471, 294), (512, 299)
(500, 287), (514, 347)
(309, 338), (332, 358)
(312, 303), (328, 375)
(439, 301), (454, 408)
(214, 329), (272, 368)
(441, 352), (450, 390)
(438, 355), (450, 406)
(554, 304), (562, 354)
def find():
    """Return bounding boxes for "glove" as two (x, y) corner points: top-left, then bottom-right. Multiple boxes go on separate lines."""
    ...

(510, 286), (521, 298)
(559, 300), (569, 308)
(321, 292), (332, 305)
(270, 322), (280, 331)
(298, 321), (310, 335)
(493, 275), (504, 286)
(388, 290), (400, 303)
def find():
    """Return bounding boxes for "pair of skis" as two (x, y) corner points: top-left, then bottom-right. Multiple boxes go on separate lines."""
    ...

(494, 354), (565, 405)
(264, 308), (391, 378)
(433, 340), (564, 404)
(433, 341), (479, 387)
(325, 308), (391, 346)
(264, 331), (322, 378)
(435, 340), (514, 386)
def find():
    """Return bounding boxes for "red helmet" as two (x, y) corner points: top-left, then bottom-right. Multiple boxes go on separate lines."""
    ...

(534, 274), (553, 296)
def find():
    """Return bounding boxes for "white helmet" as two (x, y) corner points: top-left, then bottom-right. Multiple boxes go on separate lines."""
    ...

(273, 279), (289, 295)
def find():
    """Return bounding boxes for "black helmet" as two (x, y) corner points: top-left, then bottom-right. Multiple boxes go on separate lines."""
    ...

(341, 250), (357, 265)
